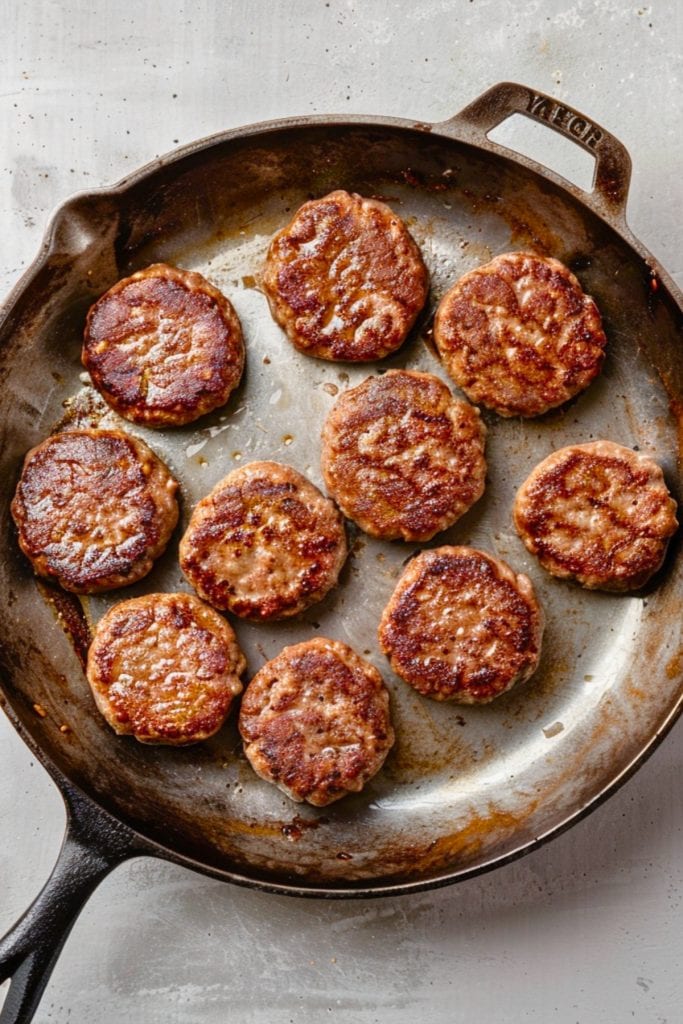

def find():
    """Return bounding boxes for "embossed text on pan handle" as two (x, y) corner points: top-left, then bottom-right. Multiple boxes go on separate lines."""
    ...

(439, 82), (632, 223)
(524, 90), (605, 150)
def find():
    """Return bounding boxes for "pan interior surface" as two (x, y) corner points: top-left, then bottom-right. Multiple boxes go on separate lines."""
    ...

(0, 123), (681, 889)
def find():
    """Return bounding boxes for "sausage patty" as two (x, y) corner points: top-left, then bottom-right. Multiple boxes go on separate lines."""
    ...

(513, 440), (678, 590)
(321, 370), (487, 541)
(433, 251), (607, 417)
(238, 638), (394, 806)
(11, 428), (179, 594)
(378, 546), (544, 704)
(179, 461), (347, 620)
(82, 263), (245, 427)
(87, 592), (245, 745)
(262, 190), (429, 362)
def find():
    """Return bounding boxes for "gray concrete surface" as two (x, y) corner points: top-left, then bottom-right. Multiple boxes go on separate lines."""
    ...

(1, 1), (681, 1021)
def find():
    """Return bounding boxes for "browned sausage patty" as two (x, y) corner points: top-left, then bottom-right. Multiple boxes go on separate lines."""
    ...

(239, 638), (394, 806)
(321, 370), (486, 541)
(82, 263), (244, 427)
(262, 190), (429, 361)
(87, 592), (245, 745)
(179, 461), (347, 620)
(378, 546), (544, 703)
(433, 252), (607, 417)
(513, 441), (678, 590)
(11, 429), (178, 594)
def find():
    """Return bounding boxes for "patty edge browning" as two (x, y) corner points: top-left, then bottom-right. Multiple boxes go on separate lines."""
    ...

(378, 546), (544, 704)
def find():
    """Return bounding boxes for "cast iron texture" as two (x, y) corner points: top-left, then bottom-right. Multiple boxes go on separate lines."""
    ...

(0, 84), (681, 1023)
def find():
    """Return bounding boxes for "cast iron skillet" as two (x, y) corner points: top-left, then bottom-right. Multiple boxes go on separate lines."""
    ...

(0, 83), (681, 1024)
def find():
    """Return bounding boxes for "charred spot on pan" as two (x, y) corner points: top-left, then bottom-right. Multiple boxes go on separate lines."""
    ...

(645, 266), (664, 315)
(568, 254), (593, 273)
(595, 169), (627, 206)
(281, 814), (329, 841)
(401, 168), (422, 187)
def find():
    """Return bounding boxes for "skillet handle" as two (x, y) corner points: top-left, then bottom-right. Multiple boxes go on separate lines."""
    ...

(439, 81), (632, 222)
(0, 786), (143, 1024)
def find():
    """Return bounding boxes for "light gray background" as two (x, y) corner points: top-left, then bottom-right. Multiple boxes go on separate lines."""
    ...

(1, 2), (681, 1022)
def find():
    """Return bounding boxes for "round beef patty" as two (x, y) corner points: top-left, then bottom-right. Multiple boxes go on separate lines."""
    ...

(433, 251), (607, 417)
(513, 440), (678, 590)
(321, 370), (487, 541)
(11, 428), (178, 594)
(262, 190), (429, 362)
(82, 263), (244, 427)
(378, 546), (544, 704)
(180, 461), (347, 620)
(239, 638), (394, 806)
(87, 592), (245, 745)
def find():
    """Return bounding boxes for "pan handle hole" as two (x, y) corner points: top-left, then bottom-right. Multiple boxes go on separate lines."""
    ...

(488, 114), (596, 193)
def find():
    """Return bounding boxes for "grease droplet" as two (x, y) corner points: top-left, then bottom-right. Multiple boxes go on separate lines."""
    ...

(542, 721), (564, 739)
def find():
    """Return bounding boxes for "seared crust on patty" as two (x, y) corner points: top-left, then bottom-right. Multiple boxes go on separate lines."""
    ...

(321, 370), (486, 541)
(513, 441), (678, 590)
(179, 461), (347, 620)
(262, 190), (429, 361)
(433, 251), (607, 417)
(82, 263), (244, 427)
(239, 638), (394, 806)
(378, 546), (544, 704)
(87, 592), (245, 745)
(11, 429), (178, 594)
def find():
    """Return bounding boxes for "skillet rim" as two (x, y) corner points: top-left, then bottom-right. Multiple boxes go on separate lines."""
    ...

(1, 104), (681, 898)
